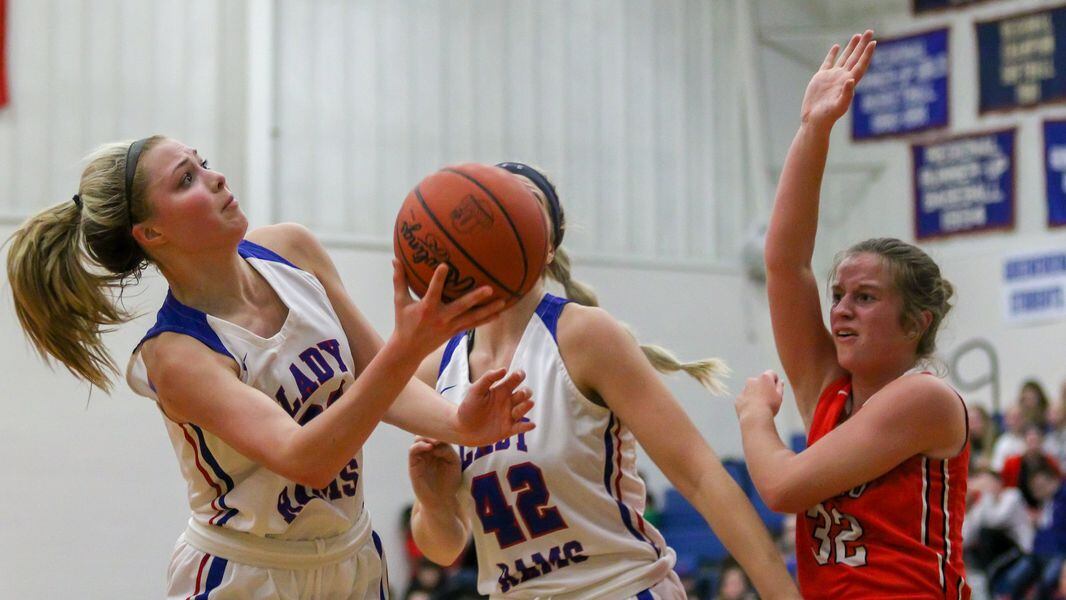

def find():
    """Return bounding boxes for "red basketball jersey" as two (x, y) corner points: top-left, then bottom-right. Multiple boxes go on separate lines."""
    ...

(796, 376), (971, 599)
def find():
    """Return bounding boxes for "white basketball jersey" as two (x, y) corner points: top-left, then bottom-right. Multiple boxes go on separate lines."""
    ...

(127, 240), (366, 540)
(436, 293), (675, 599)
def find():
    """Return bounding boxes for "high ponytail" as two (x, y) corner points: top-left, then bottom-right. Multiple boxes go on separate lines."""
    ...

(5, 136), (162, 391)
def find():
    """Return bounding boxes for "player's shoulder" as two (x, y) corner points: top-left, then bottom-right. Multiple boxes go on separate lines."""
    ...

(866, 371), (963, 435)
(245, 223), (330, 274)
(555, 302), (637, 372)
(141, 331), (237, 386)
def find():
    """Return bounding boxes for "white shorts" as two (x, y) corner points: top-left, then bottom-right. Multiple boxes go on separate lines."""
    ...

(167, 519), (390, 599)
(624, 570), (687, 600)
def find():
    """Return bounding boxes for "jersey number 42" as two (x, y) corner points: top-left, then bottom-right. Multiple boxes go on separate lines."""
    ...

(471, 462), (568, 548)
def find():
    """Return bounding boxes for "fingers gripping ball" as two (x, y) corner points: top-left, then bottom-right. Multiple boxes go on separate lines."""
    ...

(394, 164), (550, 307)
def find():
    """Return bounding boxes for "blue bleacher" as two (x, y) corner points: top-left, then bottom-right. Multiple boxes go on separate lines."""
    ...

(657, 458), (789, 575)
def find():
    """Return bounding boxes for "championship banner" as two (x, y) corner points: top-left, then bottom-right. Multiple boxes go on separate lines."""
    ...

(1003, 249), (1066, 325)
(976, 5), (1066, 113)
(913, 0), (990, 15)
(0, 0), (8, 108)
(1046, 119), (1066, 227)
(912, 129), (1015, 240)
(852, 28), (949, 140)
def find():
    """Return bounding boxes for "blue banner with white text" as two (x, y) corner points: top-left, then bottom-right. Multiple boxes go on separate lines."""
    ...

(1046, 120), (1066, 227)
(912, 129), (1015, 239)
(977, 6), (1066, 113)
(853, 29), (949, 140)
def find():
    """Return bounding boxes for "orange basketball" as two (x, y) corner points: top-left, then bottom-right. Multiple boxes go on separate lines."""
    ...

(393, 163), (550, 306)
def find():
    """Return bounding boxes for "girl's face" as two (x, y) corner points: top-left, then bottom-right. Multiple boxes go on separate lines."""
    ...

(830, 253), (923, 375)
(135, 139), (247, 254)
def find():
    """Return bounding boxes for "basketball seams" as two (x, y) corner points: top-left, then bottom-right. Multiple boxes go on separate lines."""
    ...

(440, 166), (537, 293)
(412, 181), (521, 299)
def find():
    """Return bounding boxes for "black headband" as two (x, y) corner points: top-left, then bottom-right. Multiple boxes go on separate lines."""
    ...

(124, 138), (149, 225)
(496, 162), (564, 249)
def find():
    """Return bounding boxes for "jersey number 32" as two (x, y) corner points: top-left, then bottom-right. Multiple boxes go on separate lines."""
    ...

(806, 502), (867, 567)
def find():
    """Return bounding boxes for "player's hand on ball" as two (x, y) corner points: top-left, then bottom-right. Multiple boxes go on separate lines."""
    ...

(391, 260), (505, 358)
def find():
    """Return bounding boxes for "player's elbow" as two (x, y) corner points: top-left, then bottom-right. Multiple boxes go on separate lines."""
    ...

(753, 477), (807, 514)
(275, 440), (344, 489)
(421, 545), (465, 567)
(296, 469), (337, 490)
(277, 460), (335, 489)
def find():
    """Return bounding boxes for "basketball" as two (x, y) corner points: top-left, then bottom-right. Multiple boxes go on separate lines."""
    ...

(393, 163), (550, 306)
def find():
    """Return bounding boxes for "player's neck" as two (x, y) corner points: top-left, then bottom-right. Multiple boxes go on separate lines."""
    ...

(162, 251), (263, 317)
(850, 359), (916, 409)
(475, 286), (546, 353)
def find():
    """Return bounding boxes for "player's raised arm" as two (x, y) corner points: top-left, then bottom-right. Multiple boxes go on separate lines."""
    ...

(765, 31), (876, 428)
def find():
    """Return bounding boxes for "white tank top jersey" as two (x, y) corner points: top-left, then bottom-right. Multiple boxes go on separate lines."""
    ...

(126, 240), (367, 541)
(436, 293), (676, 599)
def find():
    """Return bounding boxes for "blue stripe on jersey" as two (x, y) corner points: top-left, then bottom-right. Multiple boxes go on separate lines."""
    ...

(189, 424), (239, 524)
(193, 556), (228, 599)
(237, 239), (299, 269)
(372, 530), (387, 599)
(133, 239), (299, 357)
(602, 414), (661, 557)
(636, 589), (654, 600)
(438, 332), (467, 379)
(189, 425), (236, 491)
(135, 291), (233, 359)
(533, 293), (569, 343)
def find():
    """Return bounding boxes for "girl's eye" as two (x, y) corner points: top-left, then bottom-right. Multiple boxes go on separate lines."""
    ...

(182, 172), (193, 185)
(200, 159), (210, 169)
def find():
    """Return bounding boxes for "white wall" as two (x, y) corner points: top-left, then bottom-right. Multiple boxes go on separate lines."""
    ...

(270, 0), (741, 266)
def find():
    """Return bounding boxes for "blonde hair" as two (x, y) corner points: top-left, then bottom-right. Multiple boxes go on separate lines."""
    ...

(541, 209), (729, 396)
(6, 136), (164, 391)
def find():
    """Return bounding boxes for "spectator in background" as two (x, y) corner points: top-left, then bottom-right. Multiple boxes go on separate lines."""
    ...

(1028, 467), (1066, 598)
(403, 558), (446, 600)
(964, 469), (1035, 599)
(1054, 561), (1066, 600)
(1001, 425), (1061, 508)
(715, 559), (757, 600)
(1018, 380), (1051, 430)
(777, 514), (798, 580)
(1045, 382), (1066, 467)
(969, 404), (998, 472)
(992, 405), (1027, 472)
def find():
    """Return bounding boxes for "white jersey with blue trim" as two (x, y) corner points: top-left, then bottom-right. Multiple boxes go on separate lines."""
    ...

(126, 240), (366, 541)
(437, 293), (675, 599)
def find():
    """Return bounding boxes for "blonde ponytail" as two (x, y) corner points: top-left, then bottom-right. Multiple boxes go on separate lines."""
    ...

(547, 246), (729, 395)
(5, 137), (162, 392)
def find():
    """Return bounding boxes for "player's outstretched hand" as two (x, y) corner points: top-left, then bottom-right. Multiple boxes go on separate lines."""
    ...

(454, 368), (535, 446)
(392, 260), (505, 359)
(801, 30), (876, 131)
(409, 436), (462, 502)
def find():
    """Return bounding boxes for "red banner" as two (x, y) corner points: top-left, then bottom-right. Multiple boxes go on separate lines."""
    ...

(0, 0), (8, 108)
